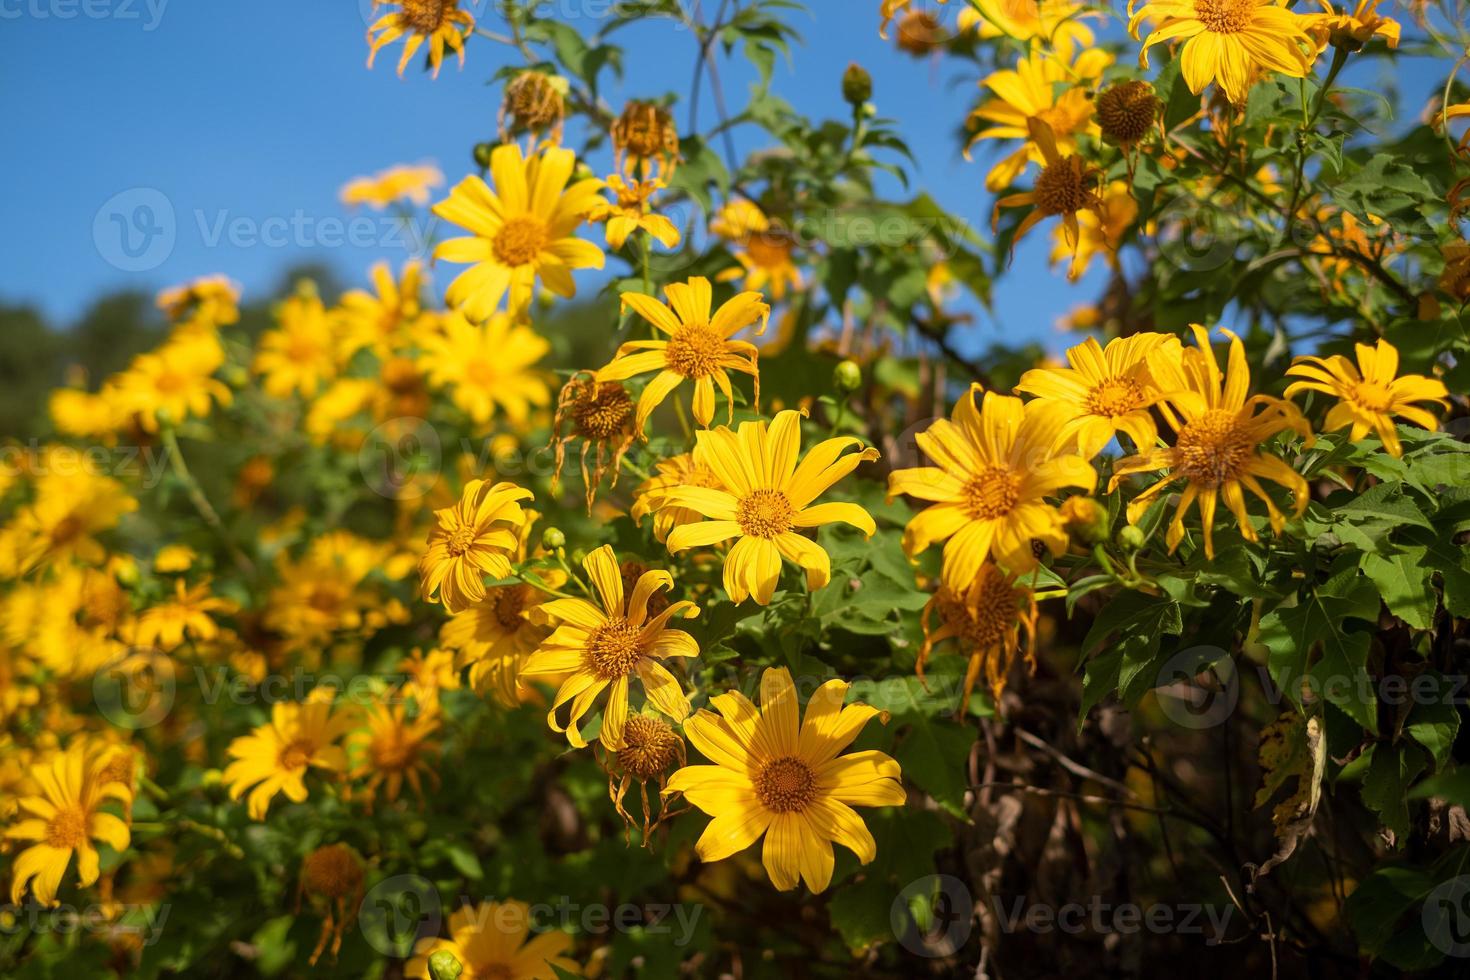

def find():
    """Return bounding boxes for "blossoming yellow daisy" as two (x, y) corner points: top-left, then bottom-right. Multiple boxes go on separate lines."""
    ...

(889, 385), (1096, 588)
(1284, 338), (1447, 457)
(133, 578), (236, 651)
(5, 741), (131, 906)
(658, 410), (880, 605)
(1301, 0), (1399, 52)
(587, 174), (681, 251)
(115, 331), (232, 433)
(419, 479), (534, 614)
(346, 699), (440, 810)
(406, 901), (579, 979)
(366, 0), (474, 79)
(1129, 0), (1314, 106)
(1111, 325), (1313, 558)
(992, 118), (1104, 263)
(666, 666), (905, 892)
(1016, 332), (1180, 458)
(596, 276), (769, 434)
(156, 274), (240, 329)
(335, 260), (436, 360)
(960, 0), (1095, 49)
(520, 545), (698, 750)
(222, 698), (353, 821)
(340, 163), (444, 209)
(419, 311), (551, 428)
(254, 290), (340, 399)
(432, 143), (605, 319)
(9, 469), (138, 574)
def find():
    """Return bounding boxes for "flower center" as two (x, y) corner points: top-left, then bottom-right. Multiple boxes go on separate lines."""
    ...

(491, 584), (531, 630)
(573, 382), (635, 440)
(446, 525), (477, 557)
(45, 806), (89, 849)
(617, 715), (681, 779)
(303, 845), (363, 899)
(1034, 159), (1091, 216)
(664, 322), (726, 379)
(51, 514), (85, 546)
(1097, 81), (1158, 145)
(398, 0), (449, 34)
(153, 370), (186, 395)
(1350, 381), (1393, 413)
(1174, 408), (1254, 489)
(896, 10), (944, 53)
(754, 756), (817, 813)
(963, 465), (1020, 520)
(1192, 0), (1254, 33)
(492, 216), (548, 267)
(371, 731), (416, 770)
(480, 966), (515, 980)
(1086, 378), (1145, 418)
(307, 584), (346, 614)
(586, 618), (645, 680)
(943, 569), (1022, 650)
(278, 737), (315, 771)
(738, 489), (795, 539)
(744, 232), (794, 269)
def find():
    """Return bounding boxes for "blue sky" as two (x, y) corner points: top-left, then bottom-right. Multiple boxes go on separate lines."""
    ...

(0, 1), (1452, 355)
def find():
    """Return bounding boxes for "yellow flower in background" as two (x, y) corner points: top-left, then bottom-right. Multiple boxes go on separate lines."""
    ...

(115, 330), (232, 433)
(1111, 326), (1313, 558)
(223, 698), (353, 821)
(993, 118), (1104, 258)
(521, 545), (699, 750)
(1016, 333), (1180, 458)
(660, 410), (880, 605)
(920, 562), (1038, 705)
(967, 45), (1111, 192)
(335, 260), (436, 359)
(254, 290), (340, 399)
(717, 225), (803, 301)
(157, 275), (240, 329)
(1285, 339), (1448, 457)
(666, 667), (905, 892)
(366, 0), (474, 78)
(879, 0), (946, 37)
(48, 387), (131, 442)
(28, 565), (131, 679)
(1048, 180), (1139, 281)
(1301, 0), (1399, 52)
(419, 311), (551, 428)
(340, 163), (444, 209)
(152, 544), (197, 573)
(888, 385), (1097, 588)
(419, 479), (533, 614)
(960, 0), (1096, 50)
(266, 532), (407, 648)
(133, 579), (236, 651)
(1129, 0), (1313, 106)
(406, 901), (580, 980)
(8, 469), (137, 575)
(630, 450), (725, 544)
(5, 741), (132, 906)
(587, 175), (681, 251)
(432, 143), (605, 319)
(597, 276), (769, 434)
(710, 198), (770, 240)
(347, 699), (441, 809)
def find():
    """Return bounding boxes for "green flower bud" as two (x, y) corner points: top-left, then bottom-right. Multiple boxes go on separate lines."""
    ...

(472, 142), (494, 170)
(833, 360), (862, 393)
(541, 527), (567, 551)
(429, 950), (464, 980)
(842, 63), (872, 105)
(1118, 525), (1147, 552)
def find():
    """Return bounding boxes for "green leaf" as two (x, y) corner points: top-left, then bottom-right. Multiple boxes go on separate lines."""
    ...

(1406, 674), (1461, 771)
(1361, 546), (1437, 629)
(1258, 573), (1381, 732)
(1361, 742), (1428, 840)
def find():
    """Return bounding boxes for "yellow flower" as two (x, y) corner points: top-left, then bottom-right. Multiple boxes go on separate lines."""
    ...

(596, 276), (769, 434)
(115, 330), (232, 432)
(366, 0), (474, 78)
(133, 579), (236, 651)
(5, 741), (132, 906)
(521, 545), (699, 750)
(587, 174), (681, 251)
(630, 451), (725, 544)
(992, 118), (1103, 258)
(222, 699), (353, 821)
(254, 290), (340, 399)
(967, 45), (1112, 192)
(49, 387), (131, 442)
(340, 163), (444, 209)
(153, 544), (196, 573)
(266, 532), (406, 649)
(157, 275), (240, 328)
(960, 0), (1096, 50)
(419, 479), (534, 614)
(1016, 333), (1180, 458)
(659, 410), (880, 605)
(8, 469), (137, 574)
(665, 666), (905, 892)
(1047, 180), (1139, 281)
(717, 225), (803, 301)
(1301, 0), (1399, 51)
(710, 198), (770, 240)
(888, 384), (1097, 587)
(406, 901), (580, 979)
(920, 563), (1038, 706)
(1129, 0), (1313, 106)
(432, 143), (605, 319)
(335, 260), (437, 359)
(1111, 326), (1313, 558)
(419, 311), (551, 428)
(346, 699), (440, 809)
(1285, 339), (1447, 457)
